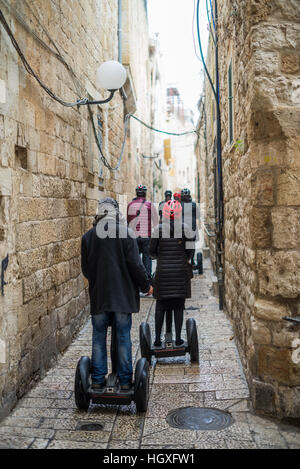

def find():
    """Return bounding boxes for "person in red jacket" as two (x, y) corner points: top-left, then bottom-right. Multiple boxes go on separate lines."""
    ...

(127, 185), (158, 283)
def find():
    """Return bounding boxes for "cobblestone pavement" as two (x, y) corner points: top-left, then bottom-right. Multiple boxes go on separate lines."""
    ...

(0, 258), (300, 449)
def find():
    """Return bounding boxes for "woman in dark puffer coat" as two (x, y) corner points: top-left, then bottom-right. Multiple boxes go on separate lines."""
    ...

(149, 200), (194, 346)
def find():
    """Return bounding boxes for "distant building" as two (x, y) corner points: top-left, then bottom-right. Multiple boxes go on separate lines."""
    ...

(164, 87), (197, 198)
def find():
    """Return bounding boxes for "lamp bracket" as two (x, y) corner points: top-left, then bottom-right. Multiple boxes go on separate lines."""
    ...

(77, 89), (117, 106)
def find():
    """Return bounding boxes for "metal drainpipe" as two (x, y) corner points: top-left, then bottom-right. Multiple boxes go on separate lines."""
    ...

(118, 0), (122, 63)
(214, 0), (224, 310)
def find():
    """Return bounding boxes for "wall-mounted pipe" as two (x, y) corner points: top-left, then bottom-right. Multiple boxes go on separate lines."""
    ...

(118, 0), (122, 63)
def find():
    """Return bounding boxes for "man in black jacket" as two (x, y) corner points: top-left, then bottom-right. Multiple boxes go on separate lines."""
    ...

(180, 188), (200, 266)
(158, 189), (172, 221)
(81, 198), (152, 390)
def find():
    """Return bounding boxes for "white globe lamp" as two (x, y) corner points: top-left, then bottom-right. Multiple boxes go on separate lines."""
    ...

(96, 60), (127, 90)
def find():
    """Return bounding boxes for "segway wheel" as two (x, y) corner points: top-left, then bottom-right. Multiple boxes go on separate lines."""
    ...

(186, 318), (199, 363)
(197, 252), (203, 274)
(74, 357), (91, 410)
(134, 358), (150, 413)
(139, 322), (152, 363)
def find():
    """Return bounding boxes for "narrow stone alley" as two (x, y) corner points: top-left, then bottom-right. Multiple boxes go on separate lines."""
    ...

(0, 257), (299, 450)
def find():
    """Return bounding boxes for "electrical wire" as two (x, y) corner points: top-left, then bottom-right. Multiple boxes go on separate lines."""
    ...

(141, 154), (160, 159)
(0, 5), (125, 171)
(192, 0), (202, 62)
(209, 0), (216, 31)
(88, 105), (130, 171)
(23, 0), (85, 96)
(128, 114), (198, 136)
(0, 0), (84, 97)
(0, 9), (86, 107)
(196, 0), (217, 103)
(0, 7), (198, 173)
(206, 0), (216, 45)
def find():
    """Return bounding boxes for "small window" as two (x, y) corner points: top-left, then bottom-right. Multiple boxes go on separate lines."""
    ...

(228, 60), (234, 145)
(15, 145), (27, 169)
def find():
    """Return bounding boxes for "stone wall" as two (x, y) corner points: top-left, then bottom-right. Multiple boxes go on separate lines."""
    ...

(0, 0), (153, 418)
(198, 0), (300, 419)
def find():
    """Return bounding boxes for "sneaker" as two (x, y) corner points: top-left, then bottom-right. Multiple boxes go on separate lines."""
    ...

(154, 339), (162, 347)
(120, 384), (132, 391)
(92, 381), (106, 391)
(175, 339), (184, 347)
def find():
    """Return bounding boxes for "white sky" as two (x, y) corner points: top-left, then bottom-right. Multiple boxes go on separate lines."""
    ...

(147, 0), (209, 121)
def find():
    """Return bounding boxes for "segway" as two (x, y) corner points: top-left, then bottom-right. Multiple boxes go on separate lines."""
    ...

(139, 317), (199, 363)
(74, 315), (149, 412)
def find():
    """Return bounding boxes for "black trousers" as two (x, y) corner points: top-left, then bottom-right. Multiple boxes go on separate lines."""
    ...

(155, 299), (185, 343)
(137, 237), (152, 280)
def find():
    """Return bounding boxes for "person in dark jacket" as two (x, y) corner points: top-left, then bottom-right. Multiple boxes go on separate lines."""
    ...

(180, 188), (200, 266)
(150, 200), (194, 347)
(127, 184), (159, 283)
(81, 197), (152, 390)
(158, 189), (172, 221)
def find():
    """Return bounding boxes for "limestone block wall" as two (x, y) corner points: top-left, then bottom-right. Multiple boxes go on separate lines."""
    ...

(195, 43), (218, 269)
(0, 0), (153, 418)
(202, 0), (300, 419)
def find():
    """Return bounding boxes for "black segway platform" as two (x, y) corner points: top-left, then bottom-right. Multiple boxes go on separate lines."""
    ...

(74, 317), (149, 412)
(139, 318), (199, 363)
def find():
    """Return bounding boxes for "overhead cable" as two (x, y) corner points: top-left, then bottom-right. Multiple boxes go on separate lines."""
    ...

(209, 0), (216, 31)
(205, 0), (216, 45)
(0, 9), (87, 107)
(195, 0), (218, 103)
(0, 7), (198, 174)
(129, 114), (198, 136)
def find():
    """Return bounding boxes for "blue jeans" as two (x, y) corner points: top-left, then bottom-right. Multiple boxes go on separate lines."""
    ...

(91, 312), (132, 386)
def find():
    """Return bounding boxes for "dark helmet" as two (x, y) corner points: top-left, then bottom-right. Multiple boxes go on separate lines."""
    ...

(136, 184), (147, 197)
(181, 188), (191, 201)
(164, 190), (172, 199)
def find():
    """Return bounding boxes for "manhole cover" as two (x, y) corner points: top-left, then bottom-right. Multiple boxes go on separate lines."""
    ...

(76, 422), (104, 432)
(166, 407), (234, 430)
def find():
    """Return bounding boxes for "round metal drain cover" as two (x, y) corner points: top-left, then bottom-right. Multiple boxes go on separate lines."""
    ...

(166, 407), (234, 430)
(76, 422), (104, 431)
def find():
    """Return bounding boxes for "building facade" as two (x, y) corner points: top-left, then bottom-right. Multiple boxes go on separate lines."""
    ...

(0, 0), (155, 418)
(196, 0), (300, 419)
(163, 87), (197, 199)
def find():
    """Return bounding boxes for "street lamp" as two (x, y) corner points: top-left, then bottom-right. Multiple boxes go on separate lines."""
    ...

(77, 60), (127, 106)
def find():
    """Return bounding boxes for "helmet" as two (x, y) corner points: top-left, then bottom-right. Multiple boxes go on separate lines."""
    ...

(164, 190), (172, 199)
(181, 188), (191, 201)
(136, 184), (147, 197)
(173, 192), (181, 201)
(162, 200), (182, 220)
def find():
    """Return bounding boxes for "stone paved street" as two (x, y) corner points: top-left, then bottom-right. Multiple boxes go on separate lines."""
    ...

(0, 257), (299, 449)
